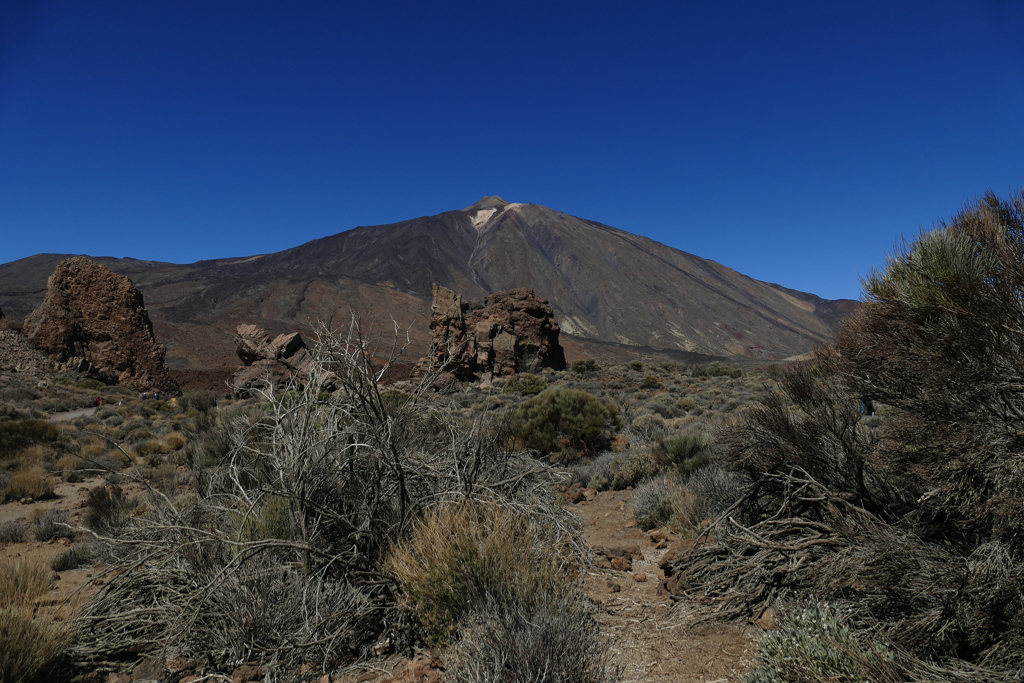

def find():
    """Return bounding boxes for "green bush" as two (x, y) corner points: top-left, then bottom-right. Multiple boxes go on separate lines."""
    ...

(0, 419), (61, 462)
(706, 363), (735, 377)
(658, 431), (709, 473)
(628, 360), (643, 372)
(640, 374), (661, 389)
(501, 373), (548, 396)
(571, 359), (599, 375)
(511, 388), (618, 458)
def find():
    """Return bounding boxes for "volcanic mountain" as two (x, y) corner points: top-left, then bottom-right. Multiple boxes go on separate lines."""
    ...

(0, 197), (858, 371)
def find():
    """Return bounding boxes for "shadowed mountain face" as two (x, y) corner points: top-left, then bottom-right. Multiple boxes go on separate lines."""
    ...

(0, 197), (858, 369)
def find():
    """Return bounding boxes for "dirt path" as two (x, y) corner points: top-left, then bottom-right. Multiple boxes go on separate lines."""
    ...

(47, 406), (98, 422)
(572, 488), (758, 682)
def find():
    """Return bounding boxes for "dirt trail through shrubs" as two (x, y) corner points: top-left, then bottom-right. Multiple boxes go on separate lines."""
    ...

(571, 487), (757, 682)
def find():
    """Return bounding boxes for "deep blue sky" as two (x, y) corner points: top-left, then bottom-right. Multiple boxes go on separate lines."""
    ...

(2, 1), (1022, 300)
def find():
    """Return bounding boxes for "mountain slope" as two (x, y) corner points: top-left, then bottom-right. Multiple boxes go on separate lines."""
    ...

(0, 197), (858, 369)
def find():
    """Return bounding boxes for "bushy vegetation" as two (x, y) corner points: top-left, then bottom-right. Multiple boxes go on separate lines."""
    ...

(501, 372), (548, 396)
(672, 189), (1024, 681)
(511, 387), (618, 460)
(582, 448), (660, 492)
(386, 499), (581, 642)
(746, 603), (898, 683)
(69, 322), (591, 680)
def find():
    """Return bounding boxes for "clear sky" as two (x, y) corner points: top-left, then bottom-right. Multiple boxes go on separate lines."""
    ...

(1, 1), (1022, 300)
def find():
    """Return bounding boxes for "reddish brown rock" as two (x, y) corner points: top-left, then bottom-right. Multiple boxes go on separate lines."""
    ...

(419, 284), (566, 382)
(594, 545), (634, 571)
(22, 257), (177, 393)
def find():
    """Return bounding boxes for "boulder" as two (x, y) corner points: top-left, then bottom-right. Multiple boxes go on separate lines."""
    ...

(22, 257), (177, 393)
(231, 324), (314, 395)
(419, 284), (566, 382)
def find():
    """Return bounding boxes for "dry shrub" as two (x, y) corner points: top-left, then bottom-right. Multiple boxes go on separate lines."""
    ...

(629, 413), (668, 442)
(51, 544), (93, 572)
(673, 189), (1024, 682)
(55, 454), (84, 474)
(447, 590), (620, 683)
(78, 437), (107, 459)
(0, 522), (26, 545)
(0, 558), (54, 601)
(386, 500), (579, 642)
(82, 486), (134, 536)
(0, 559), (68, 683)
(3, 465), (55, 501)
(160, 431), (187, 452)
(584, 448), (660, 492)
(31, 510), (75, 542)
(71, 320), (580, 677)
(630, 474), (699, 532)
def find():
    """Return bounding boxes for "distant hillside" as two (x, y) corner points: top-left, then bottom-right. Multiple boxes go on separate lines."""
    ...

(0, 197), (859, 370)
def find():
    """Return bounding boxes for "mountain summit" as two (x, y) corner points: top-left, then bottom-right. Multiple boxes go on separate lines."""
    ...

(0, 198), (857, 370)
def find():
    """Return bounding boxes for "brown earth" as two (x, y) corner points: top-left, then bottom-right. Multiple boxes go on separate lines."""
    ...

(0, 197), (859, 373)
(572, 488), (757, 682)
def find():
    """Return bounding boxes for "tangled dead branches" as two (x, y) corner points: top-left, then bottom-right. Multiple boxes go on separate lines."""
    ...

(670, 467), (1024, 678)
(70, 319), (582, 678)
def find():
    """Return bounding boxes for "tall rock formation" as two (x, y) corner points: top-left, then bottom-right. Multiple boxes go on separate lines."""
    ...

(23, 257), (178, 392)
(422, 284), (566, 381)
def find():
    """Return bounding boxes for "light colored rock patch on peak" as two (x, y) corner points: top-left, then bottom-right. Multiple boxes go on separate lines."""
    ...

(470, 208), (497, 230)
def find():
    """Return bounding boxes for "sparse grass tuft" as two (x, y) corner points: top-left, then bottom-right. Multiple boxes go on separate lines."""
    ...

(0, 559), (68, 683)
(3, 466), (55, 502)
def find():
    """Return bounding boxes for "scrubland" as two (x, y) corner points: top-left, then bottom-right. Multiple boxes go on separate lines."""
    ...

(1, 189), (1022, 683)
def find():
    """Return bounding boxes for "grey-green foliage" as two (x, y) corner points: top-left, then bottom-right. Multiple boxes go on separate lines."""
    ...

(583, 449), (659, 492)
(747, 603), (898, 683)
(631, 473), (691, 531)
(629, 413), (668, 442)
(447, 591), (621, 683)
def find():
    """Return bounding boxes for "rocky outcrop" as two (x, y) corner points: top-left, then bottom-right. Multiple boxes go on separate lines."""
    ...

(0, 330), (53, 373)
(231, 324), (314, 394)
(421, 284), (566, 381)
(22, 257), (177, 393)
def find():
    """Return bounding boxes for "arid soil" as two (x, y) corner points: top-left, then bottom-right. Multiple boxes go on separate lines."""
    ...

(330, 488), (758, 683)
(574, 488), (757, 683)
(0, 471), (758, 682)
